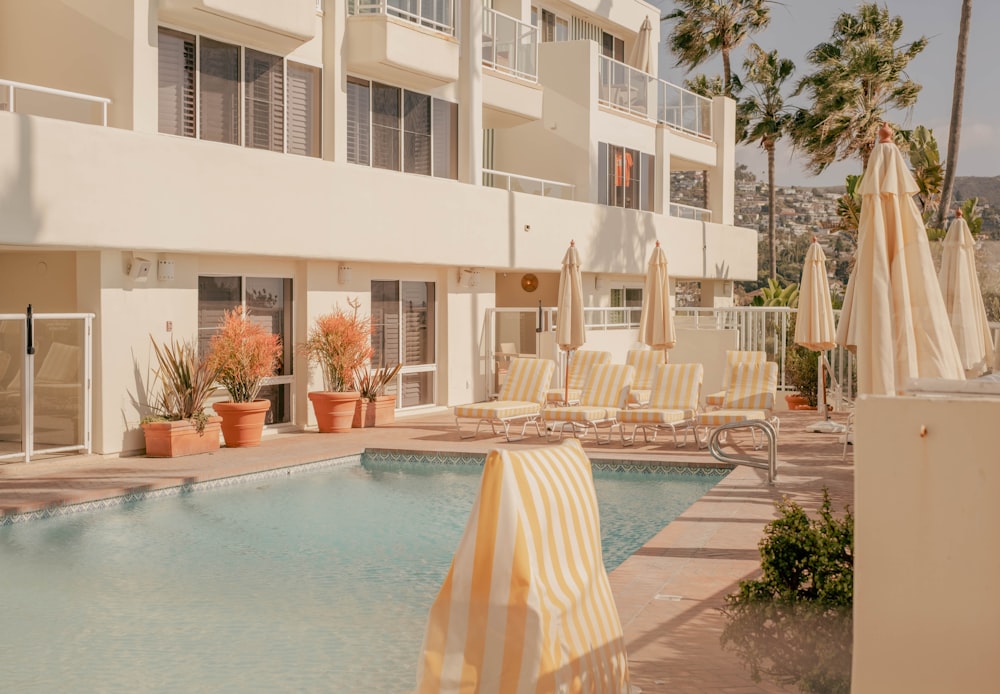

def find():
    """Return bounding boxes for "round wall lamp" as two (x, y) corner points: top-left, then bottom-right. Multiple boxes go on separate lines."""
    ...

(520, 273), (539, 292)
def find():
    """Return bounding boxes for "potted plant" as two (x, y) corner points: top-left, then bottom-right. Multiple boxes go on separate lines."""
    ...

(300, 297), (373, 433)
(786, 343), (820, 410)
(352, 362), (403, 428)
(141, 336), (222, 457)
(206, 305), (282, 447)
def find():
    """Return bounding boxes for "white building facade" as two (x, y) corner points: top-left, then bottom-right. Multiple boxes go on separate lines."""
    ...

(0, 0), (757, 456)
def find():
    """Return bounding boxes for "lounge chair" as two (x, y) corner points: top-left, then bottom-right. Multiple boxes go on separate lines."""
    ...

(542, 362), (634, 444)
(415, 439), (630, 691)
(696, 361), (779, 449)
(454, 357), (555, 441)
(619, 363), (703, 447)
(705, 349), (767, 408)
(545, 349), (611, 406)
(625, 348), (667, 407)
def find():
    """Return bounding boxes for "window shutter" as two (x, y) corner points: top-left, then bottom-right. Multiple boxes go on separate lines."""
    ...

(403, 91), (431, 175)
(200, 38), (240, 144)
(158, 29), (195, 137)
(287, 62), (321, 157)
(346, 78), (371, 165)
(433, 99), (458, 179)
(245, 49), (284, 151)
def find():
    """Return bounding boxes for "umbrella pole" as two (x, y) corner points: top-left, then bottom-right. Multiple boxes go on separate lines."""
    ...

(806, 352), (846, 434)
(564, 351), (570, 405)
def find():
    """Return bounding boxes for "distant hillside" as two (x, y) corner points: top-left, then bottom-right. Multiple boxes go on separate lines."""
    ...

(953, 176), (1000, 208)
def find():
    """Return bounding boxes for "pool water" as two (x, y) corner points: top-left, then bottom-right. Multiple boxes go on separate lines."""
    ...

(0, 455), (723, 693)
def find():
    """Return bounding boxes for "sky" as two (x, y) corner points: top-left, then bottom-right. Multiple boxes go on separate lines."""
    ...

(654, 0), (1000, 187)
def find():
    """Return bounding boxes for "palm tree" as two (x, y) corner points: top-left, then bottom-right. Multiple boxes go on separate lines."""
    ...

(791, 3), (927, 174)
(936, 0), (973, 230)
(737, 44), (795, 280)
(662, 0), (771, 97)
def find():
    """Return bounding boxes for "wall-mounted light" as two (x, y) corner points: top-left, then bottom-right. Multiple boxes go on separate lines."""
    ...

(157, 259), (175, 282)
(595, 276), (607, 290)
(126, 253), (152, 282)
(338, 263), (352, 285)
(458, 268), (481, 288)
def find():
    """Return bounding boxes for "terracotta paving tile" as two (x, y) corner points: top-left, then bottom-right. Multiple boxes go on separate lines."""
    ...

(0, 408), (852, 692)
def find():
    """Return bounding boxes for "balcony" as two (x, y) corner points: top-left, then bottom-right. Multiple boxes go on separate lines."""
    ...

(158, 0), (316, 51)
(669, 202), (712, 222)
(346, 0), (459, 90)
(597, 55), (713, 141)
(481, 8), (542, 128)
(0, 79), (110, 127)
(483, 169), (574, 200)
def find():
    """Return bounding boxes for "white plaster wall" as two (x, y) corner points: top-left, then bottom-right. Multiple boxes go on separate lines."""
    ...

(852, 393), (1000, 693)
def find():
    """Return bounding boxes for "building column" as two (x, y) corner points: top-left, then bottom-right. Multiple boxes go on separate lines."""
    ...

(655, 128), (671, 215)
(708, 95), (736, 225)
(323, 0), (347, 164)
(458, 0), (483, 185)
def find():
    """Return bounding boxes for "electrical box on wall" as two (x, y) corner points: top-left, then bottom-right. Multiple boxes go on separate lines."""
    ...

(158, 259), (176, 282)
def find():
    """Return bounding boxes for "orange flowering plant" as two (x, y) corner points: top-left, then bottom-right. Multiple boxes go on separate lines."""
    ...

(206, 306), (282, 403)
(300, 297), (374, 392)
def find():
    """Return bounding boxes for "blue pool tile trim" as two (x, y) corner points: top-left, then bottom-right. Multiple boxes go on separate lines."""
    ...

(0, 455), (361, 526)
(362, 449), (733, 477)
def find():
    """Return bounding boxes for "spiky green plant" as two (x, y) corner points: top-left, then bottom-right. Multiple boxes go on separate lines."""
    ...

(147, 336), (219, 431)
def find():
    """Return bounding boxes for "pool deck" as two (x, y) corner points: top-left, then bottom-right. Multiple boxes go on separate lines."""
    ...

(0, 407), (853, 693)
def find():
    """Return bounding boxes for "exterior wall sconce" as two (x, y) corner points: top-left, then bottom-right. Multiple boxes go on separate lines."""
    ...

(458, 268), (480, 288)
(126, 252), (152, 281)
(338, 264), (352, 285)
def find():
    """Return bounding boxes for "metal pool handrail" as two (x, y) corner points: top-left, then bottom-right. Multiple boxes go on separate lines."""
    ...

(707, 420), (777, 484)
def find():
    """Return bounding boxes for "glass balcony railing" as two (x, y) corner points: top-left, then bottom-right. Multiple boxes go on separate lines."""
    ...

(597, 55), (654, 120)
(482, 7), (537, 82)
(657, 81), (712, 140)
(669, 202), (712, 222)
(349, 0), (455, 36)
(482, 169), (575, 200)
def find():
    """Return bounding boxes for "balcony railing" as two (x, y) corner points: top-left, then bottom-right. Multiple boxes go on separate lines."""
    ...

(669, 202), (712, 222)
(482, 7), (537, 82)
(483, 168), (575, 200)
(657, 81), (712, 140)
(0, 78), (110, 126)
(598, 55), (654, 120)
(349, 0), (455, 36)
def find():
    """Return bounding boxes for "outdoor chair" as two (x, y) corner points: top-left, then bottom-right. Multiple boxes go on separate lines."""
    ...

(542, 363), (634, 444)
(696, 361), (779, 450)
(619, 363), (703, 447)
(454, 357), (555, 441)
(625, 348), (667, 407)
(705, 350), (767, 409)
(545, 349), (611, 406)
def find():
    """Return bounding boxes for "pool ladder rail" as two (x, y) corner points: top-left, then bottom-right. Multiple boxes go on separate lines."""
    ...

(707, 420), (778, 485)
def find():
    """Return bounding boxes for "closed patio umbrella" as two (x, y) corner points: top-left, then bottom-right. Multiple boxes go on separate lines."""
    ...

(638, 240), (676, 354)
(835, 124), (965, 395)
(795, 238), (844, 433)
(556, 240), (586, 404)
(628, 16), (653, 73)
(938, 210), (995, 377)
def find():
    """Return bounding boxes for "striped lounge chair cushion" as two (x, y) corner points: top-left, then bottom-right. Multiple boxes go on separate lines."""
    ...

(454, 401), (539, 420)
(498, 357), (555, 404)
(543, 406), (621, 423)
(648, 363), (703, 410)
(545, 388), (583, 405)
(619, 407), (692, 425)
(697, 409), (769, 426)
(724, 362), (777, 410)
(706, 350), (767, 407)
(626, 349), (665, 405)
(546, 349), (611, 403)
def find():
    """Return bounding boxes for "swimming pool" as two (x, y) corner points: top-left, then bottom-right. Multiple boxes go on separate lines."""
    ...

(0, 452), (726, 692)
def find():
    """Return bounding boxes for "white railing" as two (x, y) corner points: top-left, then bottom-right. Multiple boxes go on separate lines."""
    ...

(657, 80), (712, 140)
(482, 7), (537, 82)
(483, 168), (575, 200)
(669, 202), (712, 222)
(598, 55), (654, 120)
(349, 0), (455, 35)
(0, 78), (110, 126)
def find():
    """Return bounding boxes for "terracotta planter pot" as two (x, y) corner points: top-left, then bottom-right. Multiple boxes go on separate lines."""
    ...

(309, 391), (360, 433)
(785, 393), (817, 411)
(142, 416), (222, 458)
(352, 395), (397, 428)
(213, 400), (271, 447)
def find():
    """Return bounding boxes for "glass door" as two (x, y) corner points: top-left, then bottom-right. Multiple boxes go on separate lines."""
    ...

(372, 280), (436, 408)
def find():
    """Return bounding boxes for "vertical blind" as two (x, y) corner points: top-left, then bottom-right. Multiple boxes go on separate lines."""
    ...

(287, 63), (321, 157)
(199, 38), (240, 144)
(158, 29), (196, 137)
(244, 49), (284, 152)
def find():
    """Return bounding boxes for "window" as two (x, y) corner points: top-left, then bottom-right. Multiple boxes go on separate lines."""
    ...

(598, 142), (654, 211)
(610, 285), (642, 326)
(372, 280), (436, 408)
(198, 276), (293, 424)
(534, 8), (568, 42)
(347, 78), (458, 179)
(157, 27), (321, 157)
(602, 31), (624, 62)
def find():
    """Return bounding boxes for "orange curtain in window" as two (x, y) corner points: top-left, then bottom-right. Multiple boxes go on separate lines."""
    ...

(614, 151), (633, 188)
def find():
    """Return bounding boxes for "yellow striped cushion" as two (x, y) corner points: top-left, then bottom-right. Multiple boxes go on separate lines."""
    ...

(648, 363), (703, 410)
(697, 409), (769, 426)
(580, 363), (634, 409)
(619, 407), (691, 425)
(545, 388), (583, 404)
(626, 349), (666, 390)
(416, 439), (631, 692)
(543, 406), (621, 423)
(708, 351), (767, 406)
(545, 350), (612, 403)
(628, 389), (652, 406)
(705, 390), (726, 407)
(498, 357), (555, 404)
(724, 362), (777, 410)
(454, 402), (539, 419)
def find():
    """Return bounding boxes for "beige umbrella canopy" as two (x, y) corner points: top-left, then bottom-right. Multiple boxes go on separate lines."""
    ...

(938, 211), (995, 377)
(835, 124), (965, 395)
(638, 240), (676, 353)
(556, 240), (586, 404)
(628, 16), (653, 73)
(796, 238), (843, 433)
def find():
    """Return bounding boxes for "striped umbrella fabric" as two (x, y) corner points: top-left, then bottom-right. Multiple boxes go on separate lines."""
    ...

(938, 213), (995, 377)
(638, 241), (676, 352)
(835, 126), (965, 395)
(414, 438), (630, 693)
(795, 239), (836, 351)
(556, 241), (586, 404)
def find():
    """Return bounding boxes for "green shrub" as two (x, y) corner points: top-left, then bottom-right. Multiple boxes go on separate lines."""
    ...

(721, 489), (853, 693)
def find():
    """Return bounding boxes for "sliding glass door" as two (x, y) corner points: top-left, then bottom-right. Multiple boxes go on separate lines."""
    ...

(371, 280), (436, 408)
